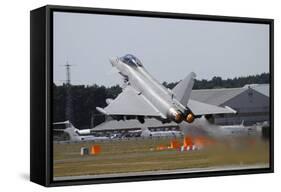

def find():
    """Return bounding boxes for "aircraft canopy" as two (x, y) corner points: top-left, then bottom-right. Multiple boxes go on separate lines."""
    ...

(120, 54), (143, 67)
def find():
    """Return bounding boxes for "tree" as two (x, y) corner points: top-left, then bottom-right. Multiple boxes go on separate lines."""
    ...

(53, 73), (269, 128)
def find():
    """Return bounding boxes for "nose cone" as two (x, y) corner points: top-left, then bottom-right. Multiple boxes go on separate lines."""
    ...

(109, 57), (118, 67)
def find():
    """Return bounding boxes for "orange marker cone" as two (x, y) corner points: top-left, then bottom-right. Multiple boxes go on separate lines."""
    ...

(90, 145), (101, 155)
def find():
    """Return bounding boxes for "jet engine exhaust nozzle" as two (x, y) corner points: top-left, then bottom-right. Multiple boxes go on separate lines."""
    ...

(168, 108), (183, 123)
(185, 113), (195, 123)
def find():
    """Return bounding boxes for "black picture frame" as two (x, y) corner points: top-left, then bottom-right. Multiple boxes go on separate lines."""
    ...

(30, 5), (274, 187)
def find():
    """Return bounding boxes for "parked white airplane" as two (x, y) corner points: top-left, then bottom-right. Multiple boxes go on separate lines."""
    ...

(187, 117), (259, 138)
(218, 121), (258, 137)
(53, 121), (109, 141)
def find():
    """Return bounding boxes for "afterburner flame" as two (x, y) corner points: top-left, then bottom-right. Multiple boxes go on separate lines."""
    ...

(168, 108), (183, 123)
(185, 113), (195, 123)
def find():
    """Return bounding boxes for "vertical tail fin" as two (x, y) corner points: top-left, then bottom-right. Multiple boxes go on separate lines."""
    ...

(53, 120), (81, 141)
(172, 72), (196, 106)
(64, 125), (81, 141)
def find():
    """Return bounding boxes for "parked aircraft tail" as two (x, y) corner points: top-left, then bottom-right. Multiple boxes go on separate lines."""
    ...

(64, 127), (81, 141)
(53, 121), (80, 141)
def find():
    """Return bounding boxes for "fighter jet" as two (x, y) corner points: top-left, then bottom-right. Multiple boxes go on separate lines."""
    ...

(96, 54), (236, 124)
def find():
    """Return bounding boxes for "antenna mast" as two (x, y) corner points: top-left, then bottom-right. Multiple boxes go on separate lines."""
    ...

(65, 62), (73, 122)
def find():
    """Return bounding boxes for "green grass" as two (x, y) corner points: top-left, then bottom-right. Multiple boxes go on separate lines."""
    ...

(53, 137), (269, 177)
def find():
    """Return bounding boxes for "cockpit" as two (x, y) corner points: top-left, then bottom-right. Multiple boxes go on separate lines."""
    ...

(120, 54), (143, 67)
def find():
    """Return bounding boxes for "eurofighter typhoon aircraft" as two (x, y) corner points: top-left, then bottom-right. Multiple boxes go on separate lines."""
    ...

(96, 54), (236, 124)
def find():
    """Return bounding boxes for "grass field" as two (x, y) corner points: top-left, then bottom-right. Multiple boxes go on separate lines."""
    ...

(53, 136), (269, 178)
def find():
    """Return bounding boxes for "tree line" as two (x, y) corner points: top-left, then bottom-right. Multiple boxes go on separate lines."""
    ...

(53, 73), (269, 128)
(163, 72), (269, 89)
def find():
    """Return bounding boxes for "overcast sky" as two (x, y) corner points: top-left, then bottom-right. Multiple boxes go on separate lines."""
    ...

(53, 12), (269, 87)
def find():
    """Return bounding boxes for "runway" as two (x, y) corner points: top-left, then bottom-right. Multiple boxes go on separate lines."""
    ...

(54, 163), (269, 181)
(53, 137), (269, 181)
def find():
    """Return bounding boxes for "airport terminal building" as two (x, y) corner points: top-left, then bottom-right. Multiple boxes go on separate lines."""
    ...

(190, 84), (269, 125)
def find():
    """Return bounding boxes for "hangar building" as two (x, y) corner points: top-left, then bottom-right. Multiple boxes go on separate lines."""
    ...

(190, 84), (269, 125)
(91, 118), (179, 137)
(88, 84), (269, 135)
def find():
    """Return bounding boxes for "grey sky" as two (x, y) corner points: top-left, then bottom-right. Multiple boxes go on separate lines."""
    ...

(53, 12), (269, 87)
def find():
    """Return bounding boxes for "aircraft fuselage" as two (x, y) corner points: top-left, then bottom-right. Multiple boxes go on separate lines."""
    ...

(110, 55), (193, 123)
